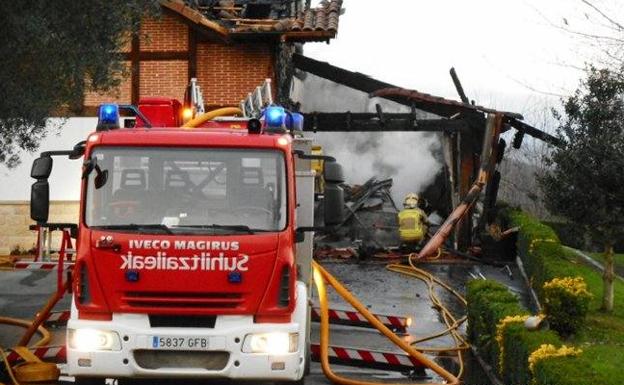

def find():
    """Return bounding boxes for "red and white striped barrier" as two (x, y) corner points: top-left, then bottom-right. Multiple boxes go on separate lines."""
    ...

(5, 346), (67, 366)
(311, 307), (410, 333)
(44, 310), (71, 325)
(13, 262), (74, 271)
(311, 343), (426, 373)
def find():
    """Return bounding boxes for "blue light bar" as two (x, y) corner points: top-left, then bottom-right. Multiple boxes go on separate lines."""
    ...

(265, 106), (286, 128)
(289, 113), (304, 131)
(97, 103), (120, 131)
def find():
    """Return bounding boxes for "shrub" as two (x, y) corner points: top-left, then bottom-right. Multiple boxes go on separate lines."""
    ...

(500, 323), (560, 385)
(542, 277), (592, 337)
(466, 279), (527, 369)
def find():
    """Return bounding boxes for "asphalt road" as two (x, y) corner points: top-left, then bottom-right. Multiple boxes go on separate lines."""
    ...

(0, 261), (523, 384)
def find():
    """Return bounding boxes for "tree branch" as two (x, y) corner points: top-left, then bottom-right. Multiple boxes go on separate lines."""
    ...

(581, 0), (624, 32)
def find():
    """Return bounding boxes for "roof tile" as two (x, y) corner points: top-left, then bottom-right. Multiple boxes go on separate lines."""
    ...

(170, 0), (343, 39)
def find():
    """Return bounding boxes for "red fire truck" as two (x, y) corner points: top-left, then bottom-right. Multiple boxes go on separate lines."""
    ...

(28, 87), (344, 384)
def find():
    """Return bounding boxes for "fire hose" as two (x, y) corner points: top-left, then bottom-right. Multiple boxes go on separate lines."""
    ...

(182, 107), (242, 128)
(313, 257), (468, 385)
(0, 317), (56, 385)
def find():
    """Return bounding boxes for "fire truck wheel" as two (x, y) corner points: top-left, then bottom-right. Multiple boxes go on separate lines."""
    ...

(73, 377), (106, 385)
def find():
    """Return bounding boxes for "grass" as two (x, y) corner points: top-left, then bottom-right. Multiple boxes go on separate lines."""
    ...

(590, 252), (624, 273)
(558, 248), (624, 344)
(503, 210), (624, 384)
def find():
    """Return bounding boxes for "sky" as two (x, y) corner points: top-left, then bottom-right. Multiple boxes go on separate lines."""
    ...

(305, 0), (623, 116)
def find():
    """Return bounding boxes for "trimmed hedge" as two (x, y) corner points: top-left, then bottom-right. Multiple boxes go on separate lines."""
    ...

(505, 210), (563, 298)
(500, 323), (560, 385)
(467, 209), (622, 385)
(466, 280), (527, 372)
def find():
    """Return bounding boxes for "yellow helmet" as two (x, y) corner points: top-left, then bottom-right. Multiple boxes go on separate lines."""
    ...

(403, 193), (420, 209)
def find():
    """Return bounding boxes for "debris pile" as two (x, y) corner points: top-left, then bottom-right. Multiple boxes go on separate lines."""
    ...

(316, 177), (401, 259)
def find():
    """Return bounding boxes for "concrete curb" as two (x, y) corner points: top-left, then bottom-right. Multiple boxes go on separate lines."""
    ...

(515, 256), (542, 313)
(563, 246), (624, 283)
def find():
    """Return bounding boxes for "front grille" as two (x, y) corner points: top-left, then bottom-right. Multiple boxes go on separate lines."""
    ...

(122, 292), (244, 309)
(149, 315), (216, 328)
(134, 350), (229, 370)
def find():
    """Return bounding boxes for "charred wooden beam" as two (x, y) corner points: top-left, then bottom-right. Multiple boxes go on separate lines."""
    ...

(122, 51), (189, 61)
(506, 118), (563, 147)
(188, 29), (198, 80)
(130, 33), (141, 106)
(450, 67), (469, 104)
(301, 113), (470, 133)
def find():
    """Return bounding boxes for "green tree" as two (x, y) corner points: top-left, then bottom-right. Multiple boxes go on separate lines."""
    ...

(0, 0), (159, 167)
(540, 67), (624, 312)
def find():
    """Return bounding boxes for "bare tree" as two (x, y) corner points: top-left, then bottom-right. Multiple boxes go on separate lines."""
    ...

(498, 99), (557, 219)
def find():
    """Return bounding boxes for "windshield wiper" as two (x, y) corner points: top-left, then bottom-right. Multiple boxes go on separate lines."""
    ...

(92, 224), (173, 235)
(171, 224), (255, 234)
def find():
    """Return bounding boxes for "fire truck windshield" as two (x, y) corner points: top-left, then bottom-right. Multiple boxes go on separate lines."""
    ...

(84, 147), (287, 234)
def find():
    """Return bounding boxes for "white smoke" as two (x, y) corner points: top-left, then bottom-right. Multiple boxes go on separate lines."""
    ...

(292, 71), (444, 202)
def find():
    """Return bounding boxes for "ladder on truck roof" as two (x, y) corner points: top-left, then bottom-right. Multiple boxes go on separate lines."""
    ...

(240, 78), (273, 118)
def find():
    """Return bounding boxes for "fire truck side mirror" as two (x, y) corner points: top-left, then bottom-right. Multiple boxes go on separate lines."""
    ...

(31, 156), (53, 179)
(324, 162), (345, 184)
(31, 180), (50, 223)
(323, 162), (345, 226)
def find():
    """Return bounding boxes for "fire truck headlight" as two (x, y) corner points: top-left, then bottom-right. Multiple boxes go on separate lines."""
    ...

(243, 332), (298, 354)
(68, 329), (121, 352)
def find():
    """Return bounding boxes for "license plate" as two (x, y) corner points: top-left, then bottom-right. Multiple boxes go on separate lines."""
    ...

(150, 336), (210, 350)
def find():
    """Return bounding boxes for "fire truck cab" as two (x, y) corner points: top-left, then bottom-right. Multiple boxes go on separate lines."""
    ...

(29, 97), (345, 384)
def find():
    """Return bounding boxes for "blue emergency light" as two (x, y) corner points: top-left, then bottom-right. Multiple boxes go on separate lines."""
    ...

(289, 112), (304, 131)
(265, 106), (286, 128)
(96, 103), (120, 131)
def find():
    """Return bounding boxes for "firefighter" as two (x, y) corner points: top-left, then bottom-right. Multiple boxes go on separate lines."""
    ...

(398, 193), (429, 247)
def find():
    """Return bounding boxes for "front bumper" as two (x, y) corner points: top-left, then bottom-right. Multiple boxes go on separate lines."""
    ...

(67, 283), (307, 381)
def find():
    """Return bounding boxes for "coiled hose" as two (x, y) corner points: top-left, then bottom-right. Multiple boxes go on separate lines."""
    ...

(0, 317), (53, 385)
(313, 255), (468, 385)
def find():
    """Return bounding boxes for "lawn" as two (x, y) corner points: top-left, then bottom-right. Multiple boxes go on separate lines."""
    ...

(589, 252), (624, 275)
(506, 210), (624, 384)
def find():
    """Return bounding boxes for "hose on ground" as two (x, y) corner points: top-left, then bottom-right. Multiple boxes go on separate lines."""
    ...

(313, 260), (463, 385)
(0, 317), (53, 385)
(387, 255), (469, 378)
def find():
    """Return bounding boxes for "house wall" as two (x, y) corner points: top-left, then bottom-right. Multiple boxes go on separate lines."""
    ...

(0, 202), (79, 255)
(197, 42), (275, 107)
(83, 12), (276, 109)
(0, 118), (95, 256)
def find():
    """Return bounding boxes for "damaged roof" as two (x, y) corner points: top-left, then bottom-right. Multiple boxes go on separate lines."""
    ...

(161, 0), (343, 42)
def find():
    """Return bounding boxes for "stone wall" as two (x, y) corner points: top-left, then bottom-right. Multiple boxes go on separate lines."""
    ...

(0, 201), (79, 255)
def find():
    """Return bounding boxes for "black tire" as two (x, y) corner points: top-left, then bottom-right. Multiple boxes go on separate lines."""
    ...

(74, 377), (106, 385)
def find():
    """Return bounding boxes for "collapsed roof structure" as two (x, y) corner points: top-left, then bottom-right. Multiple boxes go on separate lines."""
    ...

(292, 55), (560, 252)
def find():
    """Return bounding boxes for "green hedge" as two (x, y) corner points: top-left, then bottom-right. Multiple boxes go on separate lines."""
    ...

(505, 210), (563, 298)
(466, 279), (527, 370)
(468, 209), (622, 385)
(500, 323), (560, 385)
